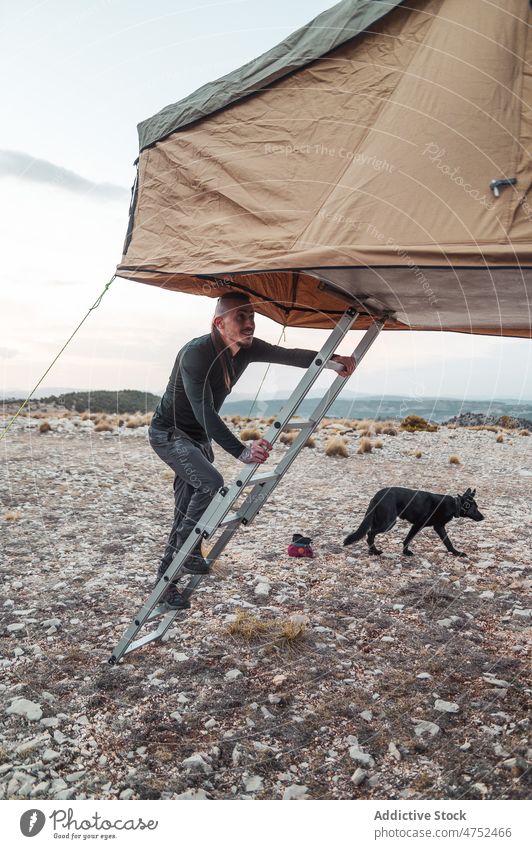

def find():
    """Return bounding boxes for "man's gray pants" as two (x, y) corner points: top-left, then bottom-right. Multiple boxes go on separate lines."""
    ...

(149, 426), (223, 572)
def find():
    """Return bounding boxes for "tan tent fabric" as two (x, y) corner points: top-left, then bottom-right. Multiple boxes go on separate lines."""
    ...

(117, 0), (532, 337)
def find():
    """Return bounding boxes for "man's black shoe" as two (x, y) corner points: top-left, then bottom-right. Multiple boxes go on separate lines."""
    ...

(154, 573), (191, 610)
(161, 582), (191, 609)
(182, 551), (210, 574)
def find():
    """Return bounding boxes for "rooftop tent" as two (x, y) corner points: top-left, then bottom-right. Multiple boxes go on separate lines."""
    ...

(116, 0), (532, 337)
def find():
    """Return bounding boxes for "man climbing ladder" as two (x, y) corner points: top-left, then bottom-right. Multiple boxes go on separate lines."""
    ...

(149, 292), (356, 609)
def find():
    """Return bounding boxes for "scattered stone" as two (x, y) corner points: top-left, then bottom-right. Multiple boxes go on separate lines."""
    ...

(244, 775), (263, 792)
(175, 789), (209, 800)
(349, 747), (374, 767)
(5, 698), (42, 721)
(412, 719), (441, 738)
(434, 699), (460, 714)
(120, 788), (134, 799)
(225, 668), (242, 681)
(351, 768), (367, 786)
(388, 742), (401, 761)
(172, 652), (189, 662)
(181, 754), (212, 775)
(283, 784), (308, 800)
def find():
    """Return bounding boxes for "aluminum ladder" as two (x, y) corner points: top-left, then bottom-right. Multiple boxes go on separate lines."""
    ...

(108, 307), (385, 664)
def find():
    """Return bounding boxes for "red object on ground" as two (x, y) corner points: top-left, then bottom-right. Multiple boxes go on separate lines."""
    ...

(287, 543), (314, 558)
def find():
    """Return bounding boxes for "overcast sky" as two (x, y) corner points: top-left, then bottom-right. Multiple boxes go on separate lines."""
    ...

(1, 0), (531, 403)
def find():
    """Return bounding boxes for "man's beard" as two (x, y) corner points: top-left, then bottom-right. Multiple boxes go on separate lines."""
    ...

(237, 334), (254, 348)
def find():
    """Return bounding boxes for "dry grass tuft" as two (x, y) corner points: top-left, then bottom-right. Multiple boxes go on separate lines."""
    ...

(39, 421), (51, 433)
(415, 450), (422, 459)
(227, 610), (306, 649)
(519, 429), (530, 436)
(305, 436), (316, 448)
(374, 439), (383, 449)
(449, 454), (461, 464)
(325, 436), (348, 457)
(356, 437), (373, 454)
(240, 427), (261, 441)
(4, 511), (22, 521)
(401, 415), (438, 432)
(381, 423), (398, 436)
(125, 417), (143, 429)
(496, 433), (504, 443)
(280, 431), (296, 445)
(94, 421), (114, 432)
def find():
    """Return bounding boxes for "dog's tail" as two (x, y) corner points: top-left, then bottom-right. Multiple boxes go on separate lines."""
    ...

(343, 512), (373, 546)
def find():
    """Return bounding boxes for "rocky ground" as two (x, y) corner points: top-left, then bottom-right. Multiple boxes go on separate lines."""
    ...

(0, 411), (531, 800)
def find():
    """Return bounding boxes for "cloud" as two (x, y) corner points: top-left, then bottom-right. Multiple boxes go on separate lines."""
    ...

(0, 347), (18, 359)
(0, 149), (129, 202)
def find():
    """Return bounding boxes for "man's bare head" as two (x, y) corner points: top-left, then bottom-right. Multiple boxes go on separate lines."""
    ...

(212, 293), (255, 353)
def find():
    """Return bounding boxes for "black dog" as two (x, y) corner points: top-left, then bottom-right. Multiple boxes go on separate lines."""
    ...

(343, 487), (484, 557)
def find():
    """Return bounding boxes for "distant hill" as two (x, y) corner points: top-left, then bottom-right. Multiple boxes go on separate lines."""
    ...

(220, 395), (532, 423)
(5, 389), (532, 423)
(31, 390), (161, 414)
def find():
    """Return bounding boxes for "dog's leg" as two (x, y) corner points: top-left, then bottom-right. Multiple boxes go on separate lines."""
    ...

(367, 529), (382, 556)
(402, 523), (423, 556)
(434, 524), (466, 557)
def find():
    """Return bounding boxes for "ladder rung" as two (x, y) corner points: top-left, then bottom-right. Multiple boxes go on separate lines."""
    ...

(282, 420), (314, 431)
(220, 511), (241, 526)
(249, 471), (280, 484)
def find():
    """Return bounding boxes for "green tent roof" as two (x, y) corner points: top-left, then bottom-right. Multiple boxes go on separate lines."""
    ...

(137, 0), (404, 150)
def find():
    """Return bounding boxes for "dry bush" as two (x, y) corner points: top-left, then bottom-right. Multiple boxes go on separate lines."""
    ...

(231, 415), (241, 424)
(227, 609), (306, 649)
(305, 436), (316, 448)
(360, 428), (373, 437)
(381, 423), (398, 436)
(325, 436), (349, 457)
(280, 431), (296, 445)
(356, 437), (373, 454)
(373, 422), (383, 434)
(415, 450), (422, 459)
(496, 433), (504, 443)
(374, 439), (383, 449)
(519, 429), (530, 436)
(357, 419), (372, 432)
(401, 415), (438, 432)
(449, 454), (461, 464)
(39, 421), (51, 434)
(484, 425), (498, 433)
(94, 421), (114, 433)
(125, 417), (143, 429)
(240, 427), (261, 441)
(4, 511), (22, 521)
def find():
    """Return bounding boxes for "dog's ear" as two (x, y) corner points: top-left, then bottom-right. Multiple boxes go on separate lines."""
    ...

(471, 488), (476, 497)
(463, 487), (472, 496)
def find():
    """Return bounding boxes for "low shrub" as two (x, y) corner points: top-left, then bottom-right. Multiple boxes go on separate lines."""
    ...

(39, 421), (51, 433)
(496, 433), (504, 443)
(449, 454), (461, 464)
(240, 427), (261, 441)
(401, 415), (438, 432)
(325, 436), (348, 457)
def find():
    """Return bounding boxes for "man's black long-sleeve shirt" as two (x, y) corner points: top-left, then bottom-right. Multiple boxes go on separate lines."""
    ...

(152, 335), (317, 458)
